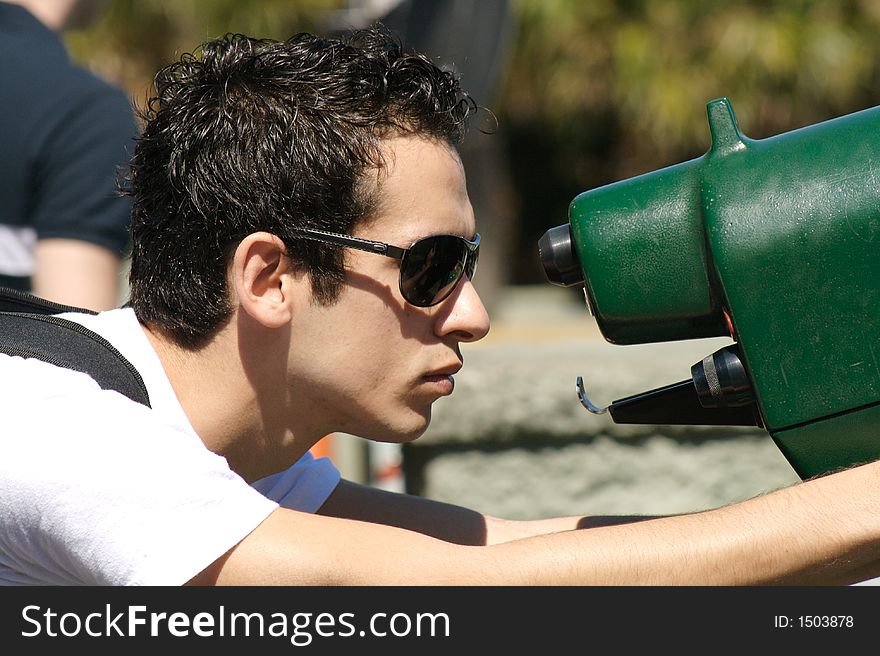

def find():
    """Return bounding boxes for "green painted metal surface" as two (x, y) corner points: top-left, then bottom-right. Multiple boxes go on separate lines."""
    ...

(773, 403), (880, 479)
(567, 97), (880, 478)
(569, 158), (723, 344)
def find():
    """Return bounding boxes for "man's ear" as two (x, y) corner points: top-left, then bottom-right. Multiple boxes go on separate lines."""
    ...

(230, 232), (302, 328)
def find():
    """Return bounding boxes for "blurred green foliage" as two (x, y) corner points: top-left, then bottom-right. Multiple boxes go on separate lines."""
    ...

(64, 0), (345, 106)
(64, 0), (880, 284)
(504, 0), (880, 174)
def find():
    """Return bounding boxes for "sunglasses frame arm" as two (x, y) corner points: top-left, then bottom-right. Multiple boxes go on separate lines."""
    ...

(292, 228), (407, 260)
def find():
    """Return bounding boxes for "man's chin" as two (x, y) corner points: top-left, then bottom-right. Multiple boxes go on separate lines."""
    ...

(368, 407), (432, 444)
(389, 422), (430, 444)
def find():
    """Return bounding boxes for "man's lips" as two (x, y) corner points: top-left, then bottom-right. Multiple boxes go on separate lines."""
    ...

(421, 373), (455, 395)
(423, 362), (462, 379)
(421, 363), (462, 395)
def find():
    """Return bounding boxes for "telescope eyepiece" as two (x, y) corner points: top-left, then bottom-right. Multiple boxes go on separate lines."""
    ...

(538, 224), (584, 287)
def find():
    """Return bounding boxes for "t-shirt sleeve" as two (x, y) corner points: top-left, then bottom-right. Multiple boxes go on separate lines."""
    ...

(0, 368), (278, 586)
(30, 79), (137, 256)
(251, 451), (342, 512)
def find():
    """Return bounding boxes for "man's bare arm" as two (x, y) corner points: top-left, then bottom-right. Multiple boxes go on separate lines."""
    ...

(192, 458), (880, 585)
(33, 238), (121, 311)
(317, 479), (651, 545)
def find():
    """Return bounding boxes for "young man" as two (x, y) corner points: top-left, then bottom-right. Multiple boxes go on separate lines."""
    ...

(2, 26), (880, 586)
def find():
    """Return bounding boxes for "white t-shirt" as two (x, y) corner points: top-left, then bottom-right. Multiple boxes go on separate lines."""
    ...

(0, 308), (340, 585)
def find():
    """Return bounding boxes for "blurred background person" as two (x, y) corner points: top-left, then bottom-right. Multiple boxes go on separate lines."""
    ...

(0, 0), (138, 310)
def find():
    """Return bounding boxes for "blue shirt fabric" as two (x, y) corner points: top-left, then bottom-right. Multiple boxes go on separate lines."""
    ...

(0, 2), (138, 290)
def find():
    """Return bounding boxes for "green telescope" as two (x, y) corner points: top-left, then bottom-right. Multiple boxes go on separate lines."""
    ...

(539, 97), (880, 479)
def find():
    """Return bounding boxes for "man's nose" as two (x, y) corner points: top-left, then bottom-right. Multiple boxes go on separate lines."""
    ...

(436, 277), (490, 342)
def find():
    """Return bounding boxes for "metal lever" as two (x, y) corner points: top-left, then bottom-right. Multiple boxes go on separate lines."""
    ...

(576, 376), (608, 414)
(575, 374), (763, 427)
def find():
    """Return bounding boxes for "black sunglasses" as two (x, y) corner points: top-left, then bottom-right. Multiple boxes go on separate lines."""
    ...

(291, 227), (480, 307)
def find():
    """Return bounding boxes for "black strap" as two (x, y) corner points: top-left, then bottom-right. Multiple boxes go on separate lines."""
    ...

(0, 287), (151, 407)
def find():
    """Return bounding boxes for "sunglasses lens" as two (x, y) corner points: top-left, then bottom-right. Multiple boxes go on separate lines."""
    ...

(400, 235), (474, 306)
(465, 243), (479, 281)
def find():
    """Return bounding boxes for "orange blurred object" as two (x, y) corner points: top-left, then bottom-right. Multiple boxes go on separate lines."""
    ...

(310, 434), (334, 460)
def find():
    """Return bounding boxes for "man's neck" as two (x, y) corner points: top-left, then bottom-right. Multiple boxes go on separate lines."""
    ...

(140, 322), (314, 483)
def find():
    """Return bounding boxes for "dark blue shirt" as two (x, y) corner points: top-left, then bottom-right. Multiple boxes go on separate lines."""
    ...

(0, 2), (138, 290)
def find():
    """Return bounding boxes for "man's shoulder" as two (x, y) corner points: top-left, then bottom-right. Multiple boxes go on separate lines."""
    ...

(0, 15), (132, 129)
(0, 4), (65, 59)
(18, 58), (132, 124)
(61, 307), (148, 365)
(1, 308), (148, 414)
(0, 350), (146, 412)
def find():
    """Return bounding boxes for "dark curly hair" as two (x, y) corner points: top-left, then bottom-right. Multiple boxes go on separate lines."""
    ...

(125, 24), (477, 348)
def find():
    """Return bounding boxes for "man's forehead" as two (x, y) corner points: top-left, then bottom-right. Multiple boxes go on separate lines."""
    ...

(359, 139), (473, 244)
